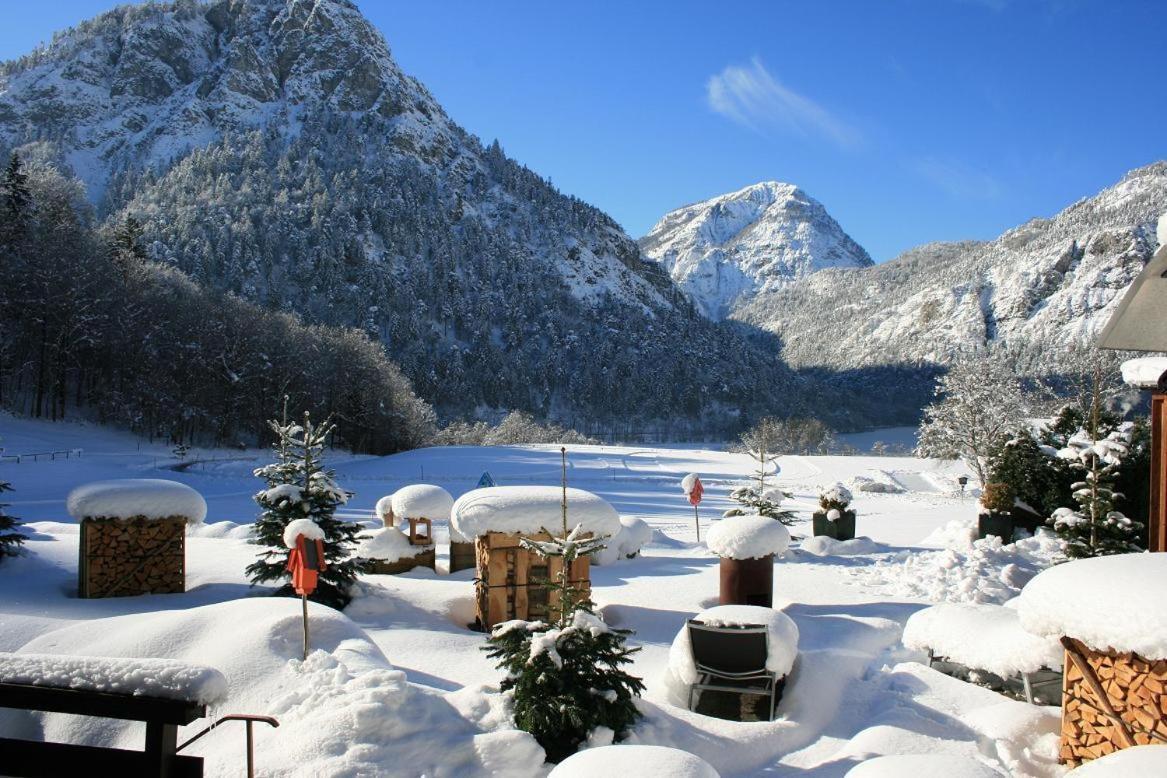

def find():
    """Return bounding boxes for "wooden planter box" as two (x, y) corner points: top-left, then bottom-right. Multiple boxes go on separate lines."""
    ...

(449, 541), (476, 573)
(718, 555), (773, 608)
(366, 548), (436, 575)
(977, 511), (1014, 542)
(811, 510), (856, 541)
(474, 531), (591, 631)
(78, 516), (186, 598)
(1059, 636), (1167, 766)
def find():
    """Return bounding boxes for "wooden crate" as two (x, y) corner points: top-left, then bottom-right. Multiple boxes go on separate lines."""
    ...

(366, 548), (436, 575)
(78, 517), (186, 598)
(1060, 636), (1167, 766)
(449, 541), (476, 573)
(474, 531), (591, 631)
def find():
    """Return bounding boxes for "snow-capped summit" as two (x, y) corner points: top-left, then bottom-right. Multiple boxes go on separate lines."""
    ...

(639, 181), (873, 320)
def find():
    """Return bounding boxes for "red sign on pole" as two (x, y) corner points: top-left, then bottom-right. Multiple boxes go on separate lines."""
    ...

(287, 535), (327, 597)
(687, 476), (704, 507)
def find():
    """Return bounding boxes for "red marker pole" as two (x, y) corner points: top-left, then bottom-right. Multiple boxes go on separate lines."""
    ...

(688, 476), (705, 542)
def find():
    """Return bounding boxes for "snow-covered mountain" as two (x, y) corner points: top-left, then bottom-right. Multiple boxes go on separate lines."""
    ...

(736, 162), (1167, 374)
(0, 0), (851, 432)
(639, 182), (873, 320)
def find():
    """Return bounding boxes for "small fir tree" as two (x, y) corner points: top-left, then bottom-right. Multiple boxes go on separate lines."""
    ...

(987, 429), (1068, 518)
(246, 408), (364, 608)
(723, 485), (796, 525)
(0, 479), (25, 562)
(740, 417), (783, 491)
(484, 448), (644, 762)
(1049, 424), (1143, 559)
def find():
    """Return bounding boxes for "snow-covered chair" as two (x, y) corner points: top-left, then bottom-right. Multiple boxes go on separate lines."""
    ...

(903, 601), (1062, 704)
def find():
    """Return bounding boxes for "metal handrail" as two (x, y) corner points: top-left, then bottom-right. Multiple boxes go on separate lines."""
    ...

(177, 713), (279, 778)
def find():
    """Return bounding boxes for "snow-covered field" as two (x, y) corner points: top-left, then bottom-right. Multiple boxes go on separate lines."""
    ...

(0, 414), (1066, 776)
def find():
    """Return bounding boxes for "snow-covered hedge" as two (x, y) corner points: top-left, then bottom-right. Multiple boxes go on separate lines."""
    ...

(0, 652), (227, 704)
(357, 527), (427, 563)
(903, 602), (1062, 677)
(390, 484), (454, 520)
(706, 515), (790, 560)
(450, 486), (620, 540)
(550, 744), (719, 777)
(67, 479), (207, 524)
(592, 516), (653, 565)
(1017, 553), (1167, 659)
(662, 604), (798, 708)
(283, 518), (324, 549)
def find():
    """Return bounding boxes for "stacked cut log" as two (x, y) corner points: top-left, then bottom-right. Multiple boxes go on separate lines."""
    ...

(1060, 636), (1167, 766)
(78, 516), (186, 598)
(473, 531), (592, 631)
(366, 548), (436, 575)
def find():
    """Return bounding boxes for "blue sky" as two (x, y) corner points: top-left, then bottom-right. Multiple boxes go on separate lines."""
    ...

(1, 1), (1164, 261)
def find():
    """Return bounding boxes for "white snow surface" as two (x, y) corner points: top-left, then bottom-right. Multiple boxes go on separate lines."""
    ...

(66, 478), (207, 523)
(551, 744), (720, 777)
(845, 753), (1005, 777)
(706, 515), (791, 560)
(592, 516), (654, 565)
(662, 605), (799, 708)
(450, 485), (619, 539)
(1067, 744), (1167, 775)
(390, 484), (454, 520)
(282, 518), (324, 549)
(1121, 356), (1167, 388)
(357, 527), (427, 563)
(0, 652), (228, 704)
(1017, 552), (1167, 658)
(798, 536), (881, 557)
(903, 603), (1063, 677)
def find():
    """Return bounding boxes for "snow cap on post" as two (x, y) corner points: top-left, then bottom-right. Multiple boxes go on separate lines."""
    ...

(680, 473), (700, 495)
(390, 484), (454, 520)
(450, 486), (619, 539)
(66, 479), (207, 524)
(374, 494), (394, 518)
(283, 518), (325, 549)
(706, 514), (790, 560)
(1016, 553), (1167, 660)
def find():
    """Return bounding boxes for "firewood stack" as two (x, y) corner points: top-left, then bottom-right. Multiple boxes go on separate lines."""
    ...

(79, 517), (186, 598)
(1060, 636), (1167, 765)
(473, 531), (592, 630)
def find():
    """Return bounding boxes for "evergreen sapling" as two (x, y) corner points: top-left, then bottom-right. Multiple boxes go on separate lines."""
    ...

(0, 478), (25, 562)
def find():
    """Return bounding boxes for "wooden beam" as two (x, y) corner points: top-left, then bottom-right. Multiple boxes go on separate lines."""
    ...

(0, 737), (203, 778)
(1153, 393), (1166, 553)
(0, 683), (205, 725)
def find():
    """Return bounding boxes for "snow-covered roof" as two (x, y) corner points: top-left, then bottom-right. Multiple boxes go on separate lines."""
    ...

(1065, 744), (1167, 776)
(663, 604), (798, 708)
(375, 494), (394, 518)
(391, 484), (454, 520)
(550, 744), (719, 777)
(283, 519), (324, 549)
(450, 486), (620, 539)
(1120, 356), (1167, 389)
(357, 527), (427, 563)
(66, 479), (207, 524)
(903, 602), (1062, 677)
(845, 753), (1005, 777)
(706, 515), (790, 560)
(0, 652), (227, 705)
(1016, 553), (1167, 659)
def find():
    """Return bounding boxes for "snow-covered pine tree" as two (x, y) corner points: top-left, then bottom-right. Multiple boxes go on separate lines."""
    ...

(484, 449), (644, 762)
(723, 485), (796, 525)
(0, 479), (25, 562)
(987, 428), (1068, 518)
(246, 409), (364, 608)
(1049, 424), (1143, 559)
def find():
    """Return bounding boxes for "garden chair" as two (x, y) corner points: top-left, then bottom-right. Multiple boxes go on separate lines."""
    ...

(686, 619), (779, 721)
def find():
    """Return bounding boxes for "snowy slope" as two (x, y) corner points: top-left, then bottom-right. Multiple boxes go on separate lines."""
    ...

(640, 182), (872, 320)
(737, 162), (1167, 373)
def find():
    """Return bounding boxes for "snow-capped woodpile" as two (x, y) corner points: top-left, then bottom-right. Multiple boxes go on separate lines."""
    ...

(68, 479), (205, 598)
(1016, 553), (1167, 765)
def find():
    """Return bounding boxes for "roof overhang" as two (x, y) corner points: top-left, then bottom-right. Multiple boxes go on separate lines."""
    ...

(1098, 244), (1167, 352)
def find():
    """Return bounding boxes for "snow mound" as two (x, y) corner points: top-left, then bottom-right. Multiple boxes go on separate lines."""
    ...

(1067, 744), (1167, 775)
(662, 604), (798, 707)
(551, 744), (719, 777)
(800, 536), (881, 557)
(849, 474), (903, 494)
(66, 478), (207, 524)
(357, 527), (427, 563)
(0, 652), (227, 704)
(592, 516), (654, 565)
(903, 603), (1063, 676)
(851, 529), (1062, 605)
(1121, 357), (1167, 388)
(1017, 553), (1167, 659)
(391, 484), (454, 519)
(707, 515), (790, 560)
(845, 753), (1005, 777)
(375, 494), (394, 520)
(282, 518), (324, 549)
(450, 486), (620, 539)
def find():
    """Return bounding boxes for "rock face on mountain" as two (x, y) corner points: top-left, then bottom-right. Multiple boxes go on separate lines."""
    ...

(0, 0), (853, 432)
(736, 163), (1167, 374)
(639, 182), (872, 320)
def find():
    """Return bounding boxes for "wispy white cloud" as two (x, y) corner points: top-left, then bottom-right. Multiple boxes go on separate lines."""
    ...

(705, 57), (862, 149)
(911, 156), (1002, 200)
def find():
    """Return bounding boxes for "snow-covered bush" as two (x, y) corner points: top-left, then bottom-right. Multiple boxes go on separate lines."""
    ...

(818, 483), (853, 513)
(0, 478), (24, 563)
(591, 516), (652, 565)
(723, 485), (795, 525)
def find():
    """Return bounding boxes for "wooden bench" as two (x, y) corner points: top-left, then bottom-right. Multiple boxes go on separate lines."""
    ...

(0, 682), (207, 777)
